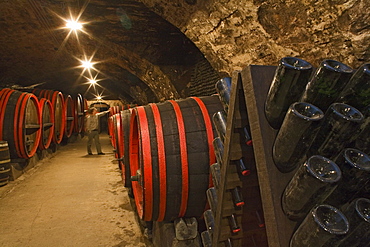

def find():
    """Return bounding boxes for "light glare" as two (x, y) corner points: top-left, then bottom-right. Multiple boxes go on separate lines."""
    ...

(66, 20), (83, 31)
(81, 60), (94, 69)
(88, 79), (97, 84)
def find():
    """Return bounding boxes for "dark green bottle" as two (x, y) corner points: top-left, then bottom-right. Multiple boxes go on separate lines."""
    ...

(300, 59), (354, 111)
(273, 102), (324, 173)
(355, 112), (370, 154)
(337, 63), (370, 114)
(308, 103), (364, 159)
(265, 57), (313, 129)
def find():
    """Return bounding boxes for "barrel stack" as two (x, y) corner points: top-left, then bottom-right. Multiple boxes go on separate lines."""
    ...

(108, 96), (223, 245)
(0, 88), (85, 184)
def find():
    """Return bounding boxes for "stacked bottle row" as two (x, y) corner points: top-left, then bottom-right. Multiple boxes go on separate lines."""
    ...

(264, 57), (370, 246)
(283, 151), (370, 246)
(266, 59), (369, 170)
(201, 77), (254, 247)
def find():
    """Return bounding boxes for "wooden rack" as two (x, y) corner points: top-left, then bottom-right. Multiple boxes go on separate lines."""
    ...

(211, 70), (268, 246)
(212, 65), (300, 247)
(240, 65), (298, 247)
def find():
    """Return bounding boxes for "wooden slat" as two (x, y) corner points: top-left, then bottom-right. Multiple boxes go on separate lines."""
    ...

(241, 65), (297, 247)
(43, 123), (53, 128)
(24, 124), (40, 129)
(212, 71), (244, 246)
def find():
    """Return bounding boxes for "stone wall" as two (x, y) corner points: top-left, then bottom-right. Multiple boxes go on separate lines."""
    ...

(188, 59), (220, 97)
(139, 0), (370, 75)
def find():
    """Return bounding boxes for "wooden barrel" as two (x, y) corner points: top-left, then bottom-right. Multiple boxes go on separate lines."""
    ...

(0, 141), (10, 186)
(0, 89), (41, 159)
(63, 94), (75, 138)
(38, 98), (54, 150)
(0, 170), (9, 187)
(109, 105), (130, 116)
(109, 106), (115, 116)
(33, 89), (65, 144)
(114, 106), (120, 114)
(108, 106), (118, 140)
(109, 106), (117, 116)
(111, 113), (119, 153)
(108, 115), (116, 147)
(82, 98), (88, 134)
(112, 113), (124, 169)
(121, 104), (131, 110)
(73, 94), (84, 133)
(0, 141), (11, 164)
(111, 109), (133, 188)
(109, 109), (133, 189)
(121, 109), (133, 189)
(129, 95), (222, 222)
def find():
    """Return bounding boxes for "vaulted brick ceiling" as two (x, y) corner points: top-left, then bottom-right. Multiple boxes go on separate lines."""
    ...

(0, 0), (205, 103)
(3, 0), (369, 104)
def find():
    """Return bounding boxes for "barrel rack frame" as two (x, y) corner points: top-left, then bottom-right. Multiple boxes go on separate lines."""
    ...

(213, 65), (299, 246)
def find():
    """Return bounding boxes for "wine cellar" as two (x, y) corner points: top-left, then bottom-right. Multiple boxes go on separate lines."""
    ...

(0, 1), (369, 247)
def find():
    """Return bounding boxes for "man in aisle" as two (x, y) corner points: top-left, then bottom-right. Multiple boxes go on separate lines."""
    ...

(85, 107), (109, 155)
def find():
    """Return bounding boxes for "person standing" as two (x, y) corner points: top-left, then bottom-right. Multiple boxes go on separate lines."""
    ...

(85, 107), (109, 155)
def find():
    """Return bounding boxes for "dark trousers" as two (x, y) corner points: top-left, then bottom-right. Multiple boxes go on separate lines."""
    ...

(87, 130), (102, 154)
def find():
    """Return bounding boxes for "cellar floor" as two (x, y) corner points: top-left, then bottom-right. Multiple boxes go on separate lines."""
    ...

(0, 134), (150, 247)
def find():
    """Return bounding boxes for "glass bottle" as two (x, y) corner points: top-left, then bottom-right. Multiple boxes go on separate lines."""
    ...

(213, 137), (250, 176)
(265, 57), (313, 129)
(210, 163), (221, 189)
(282, 155), (342, 221)
(300, 59), (353, 111)
(273, 102), (324, 173)
(355, 113), (370, 154)
(213, 137), (224, 166)
(204, 209), (215, 237)
(206, 187), (218, 212)
(324, 148), (370, 208)
(230, 187), (244, 207)
(224, 238), (233, 247)
(334, 198), (370, 247)
(201, 230), (212, 247)
(243, 126), (252, 146)
(228, 214), (241, 234)
(213, 111), (227, 143)
(308, 103), (364, 159)
(353, 179), (370, 200)
(337, 63), (370, 113)
(215, 77), (232, 113)
(255, 210), (265, 228)
(234, 158), (250, 176)
(290, 205), (349, 247)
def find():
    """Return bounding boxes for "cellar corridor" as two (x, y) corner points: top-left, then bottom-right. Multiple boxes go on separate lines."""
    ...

(0, 134), (148, 247)
(0, 1), (369, 246)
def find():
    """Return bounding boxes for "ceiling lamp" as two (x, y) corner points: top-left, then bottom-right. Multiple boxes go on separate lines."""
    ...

(88, 78), (97, 84)
(81, 60), (94, 69)
(65, 20), (83, 31)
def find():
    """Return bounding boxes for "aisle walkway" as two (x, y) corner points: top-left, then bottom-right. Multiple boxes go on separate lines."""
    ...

(0, 134), (149, 247)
